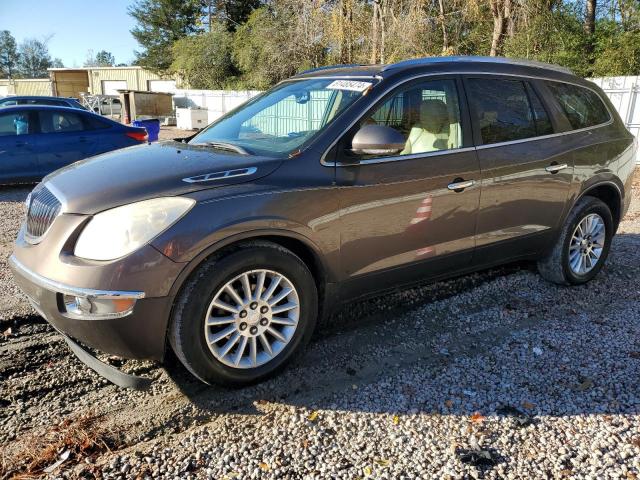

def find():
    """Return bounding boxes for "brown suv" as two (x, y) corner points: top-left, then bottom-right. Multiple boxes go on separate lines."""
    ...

(10, 56), (637, 388)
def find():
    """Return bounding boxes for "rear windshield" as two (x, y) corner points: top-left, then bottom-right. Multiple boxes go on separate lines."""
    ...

(546, 82), (610, 130)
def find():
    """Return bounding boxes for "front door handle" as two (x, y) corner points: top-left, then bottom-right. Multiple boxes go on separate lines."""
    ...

(447, 179), (475, 192)
(545, 163), (568, 173)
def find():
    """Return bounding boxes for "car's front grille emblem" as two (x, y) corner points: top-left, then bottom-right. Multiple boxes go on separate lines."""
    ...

(25, 186), (62, 244)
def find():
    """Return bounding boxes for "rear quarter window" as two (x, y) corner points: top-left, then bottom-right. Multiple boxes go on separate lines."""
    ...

(546, 82), (610, 130)
(83, 114), (111, 130)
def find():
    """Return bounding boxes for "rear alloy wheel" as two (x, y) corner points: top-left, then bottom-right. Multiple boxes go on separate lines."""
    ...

(170, 242), (317, 386)
(538, 195), (613, 285)
(567, 213), (606, 276)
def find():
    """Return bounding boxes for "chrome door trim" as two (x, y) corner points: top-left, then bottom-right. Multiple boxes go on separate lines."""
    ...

(333, 146), (477, 167)
(320, 71), (614, 167)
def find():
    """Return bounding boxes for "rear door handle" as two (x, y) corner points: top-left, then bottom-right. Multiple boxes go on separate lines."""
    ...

(545, 163), (568, 173)
(447, 179), (475, 192)
(15, 141), (27, 147)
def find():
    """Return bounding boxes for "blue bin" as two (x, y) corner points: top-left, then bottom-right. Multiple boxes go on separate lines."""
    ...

(132, 118), (160, 142)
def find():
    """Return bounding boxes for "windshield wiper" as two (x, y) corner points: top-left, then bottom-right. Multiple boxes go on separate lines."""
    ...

(200, 141), (252, 155)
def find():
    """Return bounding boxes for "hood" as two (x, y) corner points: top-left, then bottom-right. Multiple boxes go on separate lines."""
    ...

(45, 141), (283, 214)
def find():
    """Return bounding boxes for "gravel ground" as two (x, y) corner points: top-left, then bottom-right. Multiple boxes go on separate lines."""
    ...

(1, 165), (639, 479)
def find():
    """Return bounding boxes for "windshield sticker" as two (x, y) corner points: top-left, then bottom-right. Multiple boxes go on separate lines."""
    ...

(326, 80), (372, 92)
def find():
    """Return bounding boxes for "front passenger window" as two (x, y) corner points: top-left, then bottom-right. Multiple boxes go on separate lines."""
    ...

(360, 79), (463, 157)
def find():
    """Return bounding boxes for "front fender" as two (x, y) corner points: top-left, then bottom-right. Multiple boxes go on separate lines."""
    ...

(151, 188), (341, 285)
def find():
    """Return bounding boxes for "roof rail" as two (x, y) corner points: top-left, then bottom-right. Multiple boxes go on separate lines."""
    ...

(297, 64), (367, 75)
(382, 56), (573, 75)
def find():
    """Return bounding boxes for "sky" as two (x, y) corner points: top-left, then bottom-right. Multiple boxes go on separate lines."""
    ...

(0, 0), (140, 67)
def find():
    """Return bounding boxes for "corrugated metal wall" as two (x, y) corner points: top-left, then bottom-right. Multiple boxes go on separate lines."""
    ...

(88, 67), (166, 94)
(51, 70), (89, 98)
(0, 79), (53, 96)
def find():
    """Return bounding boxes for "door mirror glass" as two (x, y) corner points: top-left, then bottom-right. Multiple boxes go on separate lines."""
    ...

(350, 124), (405, 156)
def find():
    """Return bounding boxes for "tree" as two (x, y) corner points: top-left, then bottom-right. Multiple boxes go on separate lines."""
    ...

(129, 0), (203, 72)
(202, 0), (264, 31)
(489, 0), (514, 56)
(17, 38), (52, 78)
(232, 1), (327, 89)
(0, 30), (19, 79)
(171, 24), (235, 88)
(84, 50), (114, 67)
(95, 50), (115, 66)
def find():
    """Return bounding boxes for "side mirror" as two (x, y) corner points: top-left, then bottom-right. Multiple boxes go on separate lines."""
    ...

(350, 124), (405, 156)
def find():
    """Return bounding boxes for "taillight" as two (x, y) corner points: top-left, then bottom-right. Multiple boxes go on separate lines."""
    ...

(126, 131), (148, 142)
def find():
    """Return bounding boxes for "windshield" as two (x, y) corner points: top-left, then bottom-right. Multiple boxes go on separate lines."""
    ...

(189, 78), (374, 156)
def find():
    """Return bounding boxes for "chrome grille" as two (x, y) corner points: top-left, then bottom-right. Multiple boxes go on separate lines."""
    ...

(25, 186), (61, 243)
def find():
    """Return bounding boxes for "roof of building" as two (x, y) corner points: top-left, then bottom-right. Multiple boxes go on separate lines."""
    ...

(48, 66), (149, 71)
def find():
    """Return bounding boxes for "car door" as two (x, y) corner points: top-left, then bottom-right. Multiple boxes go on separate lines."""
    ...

(34, 109), (102, 177)
(331, 76), (480, 296)
(0, 109), (40, 184)
(463, 75), (575, 265)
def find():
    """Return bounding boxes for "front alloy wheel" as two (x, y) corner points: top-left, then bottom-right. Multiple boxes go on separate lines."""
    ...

(205, 270), (300, 369)
(170, 242), (317, 386)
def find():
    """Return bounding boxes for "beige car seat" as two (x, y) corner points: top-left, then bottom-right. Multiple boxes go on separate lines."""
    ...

(401, 99), (454, 155)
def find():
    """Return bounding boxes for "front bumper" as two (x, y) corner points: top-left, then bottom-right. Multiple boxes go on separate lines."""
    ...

(9, 254), (173, 361)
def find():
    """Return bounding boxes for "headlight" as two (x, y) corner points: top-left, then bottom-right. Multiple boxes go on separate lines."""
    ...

(74, 197), (195, 261)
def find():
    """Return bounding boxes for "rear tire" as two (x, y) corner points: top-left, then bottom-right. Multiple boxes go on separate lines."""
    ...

(169, 241), (318, 386)
(537, 196), (613, 285)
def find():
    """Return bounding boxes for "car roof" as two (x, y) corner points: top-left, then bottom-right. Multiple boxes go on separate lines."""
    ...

(1, 95), (78, 101)
(293, 55), (581, 83)
(0, 104), (88, 112)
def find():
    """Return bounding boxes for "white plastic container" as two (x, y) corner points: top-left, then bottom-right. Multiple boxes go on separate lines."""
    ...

(176, 108), (209, 130)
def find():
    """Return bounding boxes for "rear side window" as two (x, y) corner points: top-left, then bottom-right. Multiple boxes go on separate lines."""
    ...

(0, 111), (30, 136)
(467, 78), (553, 145)
(83, 114), (111, 130)
(546, 82), (610, 130)
(38, 110), (85, 133)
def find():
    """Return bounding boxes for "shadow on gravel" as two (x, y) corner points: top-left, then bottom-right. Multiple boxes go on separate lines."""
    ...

(164, 263), (530, 405)
(159, 231), (640, 433)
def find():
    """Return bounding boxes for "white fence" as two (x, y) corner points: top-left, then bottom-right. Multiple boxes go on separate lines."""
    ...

(590, 76), (640, 164)
(172, 89), (261, 124)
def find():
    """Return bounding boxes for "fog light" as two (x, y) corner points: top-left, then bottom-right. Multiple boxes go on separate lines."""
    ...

(63, 294), (137, 319)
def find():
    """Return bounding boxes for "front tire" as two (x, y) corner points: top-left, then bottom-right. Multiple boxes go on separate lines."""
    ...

(169, 242), (318, 386)
(538, 196), (613, 285)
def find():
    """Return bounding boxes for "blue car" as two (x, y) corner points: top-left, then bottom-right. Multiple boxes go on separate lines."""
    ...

(0, 105), (147, 184)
